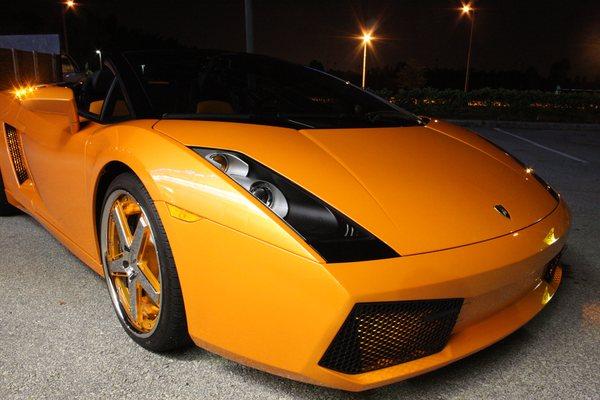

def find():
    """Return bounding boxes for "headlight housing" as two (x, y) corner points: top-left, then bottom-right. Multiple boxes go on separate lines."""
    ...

(525, 167), (560, 201)
(193, 148), (399, 263)
(478, 135), (560, 202)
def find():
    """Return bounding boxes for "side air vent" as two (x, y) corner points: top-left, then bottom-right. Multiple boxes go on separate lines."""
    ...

(4, 124), (29, 185)
(319, 299), (464, 374)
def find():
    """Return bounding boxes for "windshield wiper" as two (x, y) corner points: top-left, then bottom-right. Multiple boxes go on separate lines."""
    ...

(364, 111), (424, 126)
(161, 111), (423, 128)
(281, 111), (423, 127)
(161, 113), (315, 129)
(162, 113), (254, 121)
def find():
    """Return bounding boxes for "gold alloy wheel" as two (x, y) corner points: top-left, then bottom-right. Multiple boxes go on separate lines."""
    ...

(101, 190), (161, 335)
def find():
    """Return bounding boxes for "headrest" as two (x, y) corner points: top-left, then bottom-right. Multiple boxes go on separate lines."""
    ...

(196, 100), (234, 114)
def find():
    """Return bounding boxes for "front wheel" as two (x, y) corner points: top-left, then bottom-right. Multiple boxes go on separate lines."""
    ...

(100, 172), (191, 351)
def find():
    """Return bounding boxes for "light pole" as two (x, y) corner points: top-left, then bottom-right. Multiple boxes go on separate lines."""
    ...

(61, 1), (76, 55)
(245, 0), (254, 53)
(360, 32), (373, 89)
(96, 50), (102, 67)
(461, 3), (475, 92)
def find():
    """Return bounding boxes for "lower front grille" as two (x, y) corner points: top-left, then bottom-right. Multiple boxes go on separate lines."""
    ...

(319, 299), (463, 374)
(4, 124), (29, 184)
(543, 249), (564, 283)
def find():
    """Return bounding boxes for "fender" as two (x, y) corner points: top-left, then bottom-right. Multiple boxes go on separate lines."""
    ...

(86, 120), (320, 267)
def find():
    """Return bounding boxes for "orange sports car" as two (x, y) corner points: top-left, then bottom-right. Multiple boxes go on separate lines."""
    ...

(0, 50), (569, 391)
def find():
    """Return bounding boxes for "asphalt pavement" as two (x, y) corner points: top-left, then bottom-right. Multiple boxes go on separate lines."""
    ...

(0, 126), (598, 399)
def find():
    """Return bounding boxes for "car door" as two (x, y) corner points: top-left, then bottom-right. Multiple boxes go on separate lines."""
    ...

(18, 66), (131, 253)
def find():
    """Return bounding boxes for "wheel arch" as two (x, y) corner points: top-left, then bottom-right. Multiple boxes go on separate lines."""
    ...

(93, 161), (135, 233)
(91, 159), (161, 261)
(86, 124), (321, 265)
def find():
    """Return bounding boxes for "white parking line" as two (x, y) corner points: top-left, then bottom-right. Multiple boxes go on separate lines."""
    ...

(493, 128), (589, 164)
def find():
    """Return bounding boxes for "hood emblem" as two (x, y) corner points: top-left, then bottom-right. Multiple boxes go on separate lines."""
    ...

(494, 205), (511, 220)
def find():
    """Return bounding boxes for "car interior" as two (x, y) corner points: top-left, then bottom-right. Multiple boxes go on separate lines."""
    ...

(76, 68), (130, 121)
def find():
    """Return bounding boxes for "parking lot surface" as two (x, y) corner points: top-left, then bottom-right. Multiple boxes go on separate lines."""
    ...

(1, 126), (598, 399)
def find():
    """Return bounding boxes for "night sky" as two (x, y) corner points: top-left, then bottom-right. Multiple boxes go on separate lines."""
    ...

(2, 0), (599, 79)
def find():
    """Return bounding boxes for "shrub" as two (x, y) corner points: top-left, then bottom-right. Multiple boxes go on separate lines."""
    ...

(384, 88), (600, 123)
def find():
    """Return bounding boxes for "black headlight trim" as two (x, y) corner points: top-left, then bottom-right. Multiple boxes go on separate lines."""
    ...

(192, 147), (400, 263)
(532, 172), (560, 202)
(476, 133), (560, 203)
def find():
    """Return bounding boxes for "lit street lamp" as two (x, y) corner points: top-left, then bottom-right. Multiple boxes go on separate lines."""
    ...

(360, 31), (373, 89)
(61, 1), (77, 55)
(461, 2), (475, 92)
(96, 49), (102, 67)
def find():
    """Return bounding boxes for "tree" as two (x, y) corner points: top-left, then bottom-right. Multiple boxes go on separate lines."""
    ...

(308, 59), (324, 71)
(395, 60), (426, 89)
(549, 58), (571, 86)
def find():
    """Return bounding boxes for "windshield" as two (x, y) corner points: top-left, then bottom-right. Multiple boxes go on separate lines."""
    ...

(124, 50), (422, 129)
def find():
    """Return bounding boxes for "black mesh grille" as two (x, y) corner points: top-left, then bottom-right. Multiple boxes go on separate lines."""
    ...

(319, 299), (463, 374)
(4, 124), (29, 184)
(543, 249), (564, 283)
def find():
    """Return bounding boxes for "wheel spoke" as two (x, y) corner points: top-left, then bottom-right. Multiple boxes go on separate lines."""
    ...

(128, 279), (139, 323)
(130, 217), (149, 261)
(136, 269), (160, 304)
(106, 256), (127, 277)
(112, 202), (132, 250)
(114, 278), (130, 313)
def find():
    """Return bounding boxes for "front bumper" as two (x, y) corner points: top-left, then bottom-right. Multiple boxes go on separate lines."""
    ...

(157, 199), (570, 391)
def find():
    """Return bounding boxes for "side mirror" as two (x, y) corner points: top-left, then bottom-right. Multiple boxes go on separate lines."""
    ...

(20, 86), (80, 134)
(63, 72), (87, 85)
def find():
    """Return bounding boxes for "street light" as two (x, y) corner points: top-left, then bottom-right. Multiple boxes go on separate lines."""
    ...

(360, 31), (374, 89)
(244, 0), (254, 53)
(460, 2), (475, 92)
(96, 50), (102, 67)
(61, 1), (77, 55)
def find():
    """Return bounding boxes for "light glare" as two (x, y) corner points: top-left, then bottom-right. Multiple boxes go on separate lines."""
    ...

(461, 3), (473, 14)
(13, 85), (38, 99)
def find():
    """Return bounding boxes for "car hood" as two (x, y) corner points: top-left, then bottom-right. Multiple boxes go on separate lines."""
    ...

(153, 119), (558, 256)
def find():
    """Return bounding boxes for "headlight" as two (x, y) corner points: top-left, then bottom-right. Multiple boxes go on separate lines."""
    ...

(478, 135), (560, 202)
(193, 148), (399, 263)
(525, 167), (560, 201)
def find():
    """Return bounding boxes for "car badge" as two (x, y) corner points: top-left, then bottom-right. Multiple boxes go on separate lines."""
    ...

(494, 204), (511, 220)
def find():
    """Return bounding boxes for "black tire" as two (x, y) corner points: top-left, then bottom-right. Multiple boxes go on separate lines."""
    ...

(0, 169), (20, 216)
(100, 172), (192, 352)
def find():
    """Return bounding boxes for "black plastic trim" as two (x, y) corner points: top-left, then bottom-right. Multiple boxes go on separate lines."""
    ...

(308, 237), (399, 263)
(319, 299), (464, 374)
(191, 147), (400, 263)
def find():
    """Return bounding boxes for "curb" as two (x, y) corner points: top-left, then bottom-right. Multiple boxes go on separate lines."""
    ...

(446, 119), (600, 131)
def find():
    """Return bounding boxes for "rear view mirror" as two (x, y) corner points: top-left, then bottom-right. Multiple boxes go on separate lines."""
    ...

(20, 86), (80, 134)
